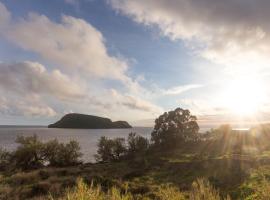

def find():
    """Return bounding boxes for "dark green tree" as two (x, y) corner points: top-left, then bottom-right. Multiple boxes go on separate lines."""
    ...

(127, 132), (149, 155)
(13, 135), (44, 169)
(95, 136), (127, 162)
(0, 148), (12, 171)
(57, 140), (82, 166)
(151, 107), (199, 148)
(42, 139), (60, 166)
(95, 136), (115, 162)
(43, 140), (82, 167)
(112, 138), (127, 160)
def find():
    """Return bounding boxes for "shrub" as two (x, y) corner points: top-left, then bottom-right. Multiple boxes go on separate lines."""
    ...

(43, 139), (82, 167)
(95, 137), (127, 162)
(95, 136), (114, 162)
(95, 133), (149, 162)
(2, 135), (82, 170)
(0, 148), (12, 171)
(13, 134), (44, 169)
(127, 133), (149, 156)
(52, 140), (82, 167)
(43, 139), (60, 166)
(112, 138), (127, 160)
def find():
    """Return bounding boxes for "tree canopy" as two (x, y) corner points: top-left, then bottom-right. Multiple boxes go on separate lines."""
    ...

(151, 107), (199, 147)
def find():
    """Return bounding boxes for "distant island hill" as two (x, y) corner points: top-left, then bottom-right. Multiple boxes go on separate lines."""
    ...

(48, 113), (132, 129)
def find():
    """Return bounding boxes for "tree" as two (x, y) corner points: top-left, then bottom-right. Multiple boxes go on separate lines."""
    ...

(42, 139), (60, 166)
(0, 148), (12, 171)
(95, 136), (115, 162)
(43, 140), (82, 167)
(112, 138), (127, 160)
(13, 135), (44, 169)
(95, 136), (127, 162)
(127, 132), (149, 155)
(151, 107), (199, 148)
(9, 135), (83, 169)
(58, 140), (82, 166)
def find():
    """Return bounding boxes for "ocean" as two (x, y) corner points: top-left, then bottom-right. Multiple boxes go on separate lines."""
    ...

(0, 126), (152, 162)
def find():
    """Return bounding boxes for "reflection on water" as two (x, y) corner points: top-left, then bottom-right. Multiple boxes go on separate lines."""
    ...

(0, 127), (152, 162)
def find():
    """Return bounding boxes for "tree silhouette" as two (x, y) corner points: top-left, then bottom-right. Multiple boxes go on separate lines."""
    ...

(151, 107), (199, 148)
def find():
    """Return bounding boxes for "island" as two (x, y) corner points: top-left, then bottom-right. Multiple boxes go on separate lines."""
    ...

(48, 113), (132, 129)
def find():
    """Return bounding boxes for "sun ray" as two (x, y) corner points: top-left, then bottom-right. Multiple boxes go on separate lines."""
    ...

(219, 76), (266, 117)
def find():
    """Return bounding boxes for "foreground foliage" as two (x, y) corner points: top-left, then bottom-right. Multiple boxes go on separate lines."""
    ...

(3, 108), (270, 199)
(0, 135), (82, 170)
(95, 132), (149, 162)
(53, 178), (230, 200)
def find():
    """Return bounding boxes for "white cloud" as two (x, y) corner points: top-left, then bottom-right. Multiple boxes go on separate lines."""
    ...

(1, 6), (129, 82)
(163, 84), (202, 95)
(0, 61), (86, 100)
(0, 1), (147, 95)
(108, 0), (270, 68)
(14, 104), (57, 117)
(111, 89), (163, 114)
(0, 2), (164, 122)
(0, 97), (56, 117)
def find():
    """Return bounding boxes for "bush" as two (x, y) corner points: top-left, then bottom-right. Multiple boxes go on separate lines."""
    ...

(112, 138), (127, 160)
(127, 133), (149, 156)
(43, 139), (60, 166)
(95, 133), (149, 163)
(44, 140), (82, 167)
(95, 137), (127, 162)
(43, 139), (82, 167)
(0, 148), (12, 171)
(2, 135), (83, 170)
(13, 134), (44, 169)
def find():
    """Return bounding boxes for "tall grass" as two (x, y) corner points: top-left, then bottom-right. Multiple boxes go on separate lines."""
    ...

(190, 178), (230, 200)
(52, 178), (133, 200)
(51, 178), (230, 200)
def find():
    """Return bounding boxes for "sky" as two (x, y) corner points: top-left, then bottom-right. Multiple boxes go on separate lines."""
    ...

(1, 0), (270, 127)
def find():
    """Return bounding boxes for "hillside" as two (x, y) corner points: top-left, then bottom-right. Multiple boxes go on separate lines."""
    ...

(48, 113), (132, 129)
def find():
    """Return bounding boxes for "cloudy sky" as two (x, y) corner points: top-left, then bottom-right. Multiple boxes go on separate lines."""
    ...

(1, 0), (270, 127)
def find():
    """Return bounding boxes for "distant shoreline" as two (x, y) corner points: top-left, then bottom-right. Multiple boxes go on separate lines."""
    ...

(0, 125), (47, 128)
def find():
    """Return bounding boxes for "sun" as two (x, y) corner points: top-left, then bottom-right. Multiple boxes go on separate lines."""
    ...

(221, 77), (266, 116)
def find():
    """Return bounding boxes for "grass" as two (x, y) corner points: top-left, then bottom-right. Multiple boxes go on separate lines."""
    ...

(50, 177), (232, 200)
(2, 128), (270, 199)
(1, 152), (270, 199)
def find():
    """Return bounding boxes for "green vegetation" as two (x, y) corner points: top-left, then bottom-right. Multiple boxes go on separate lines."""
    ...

(2, 107), (270, 199)
(51, 177), (228, 200)
(0, 135), (82, 170)
(95, 132), (149, 162)
(151, 108), (199, 148)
